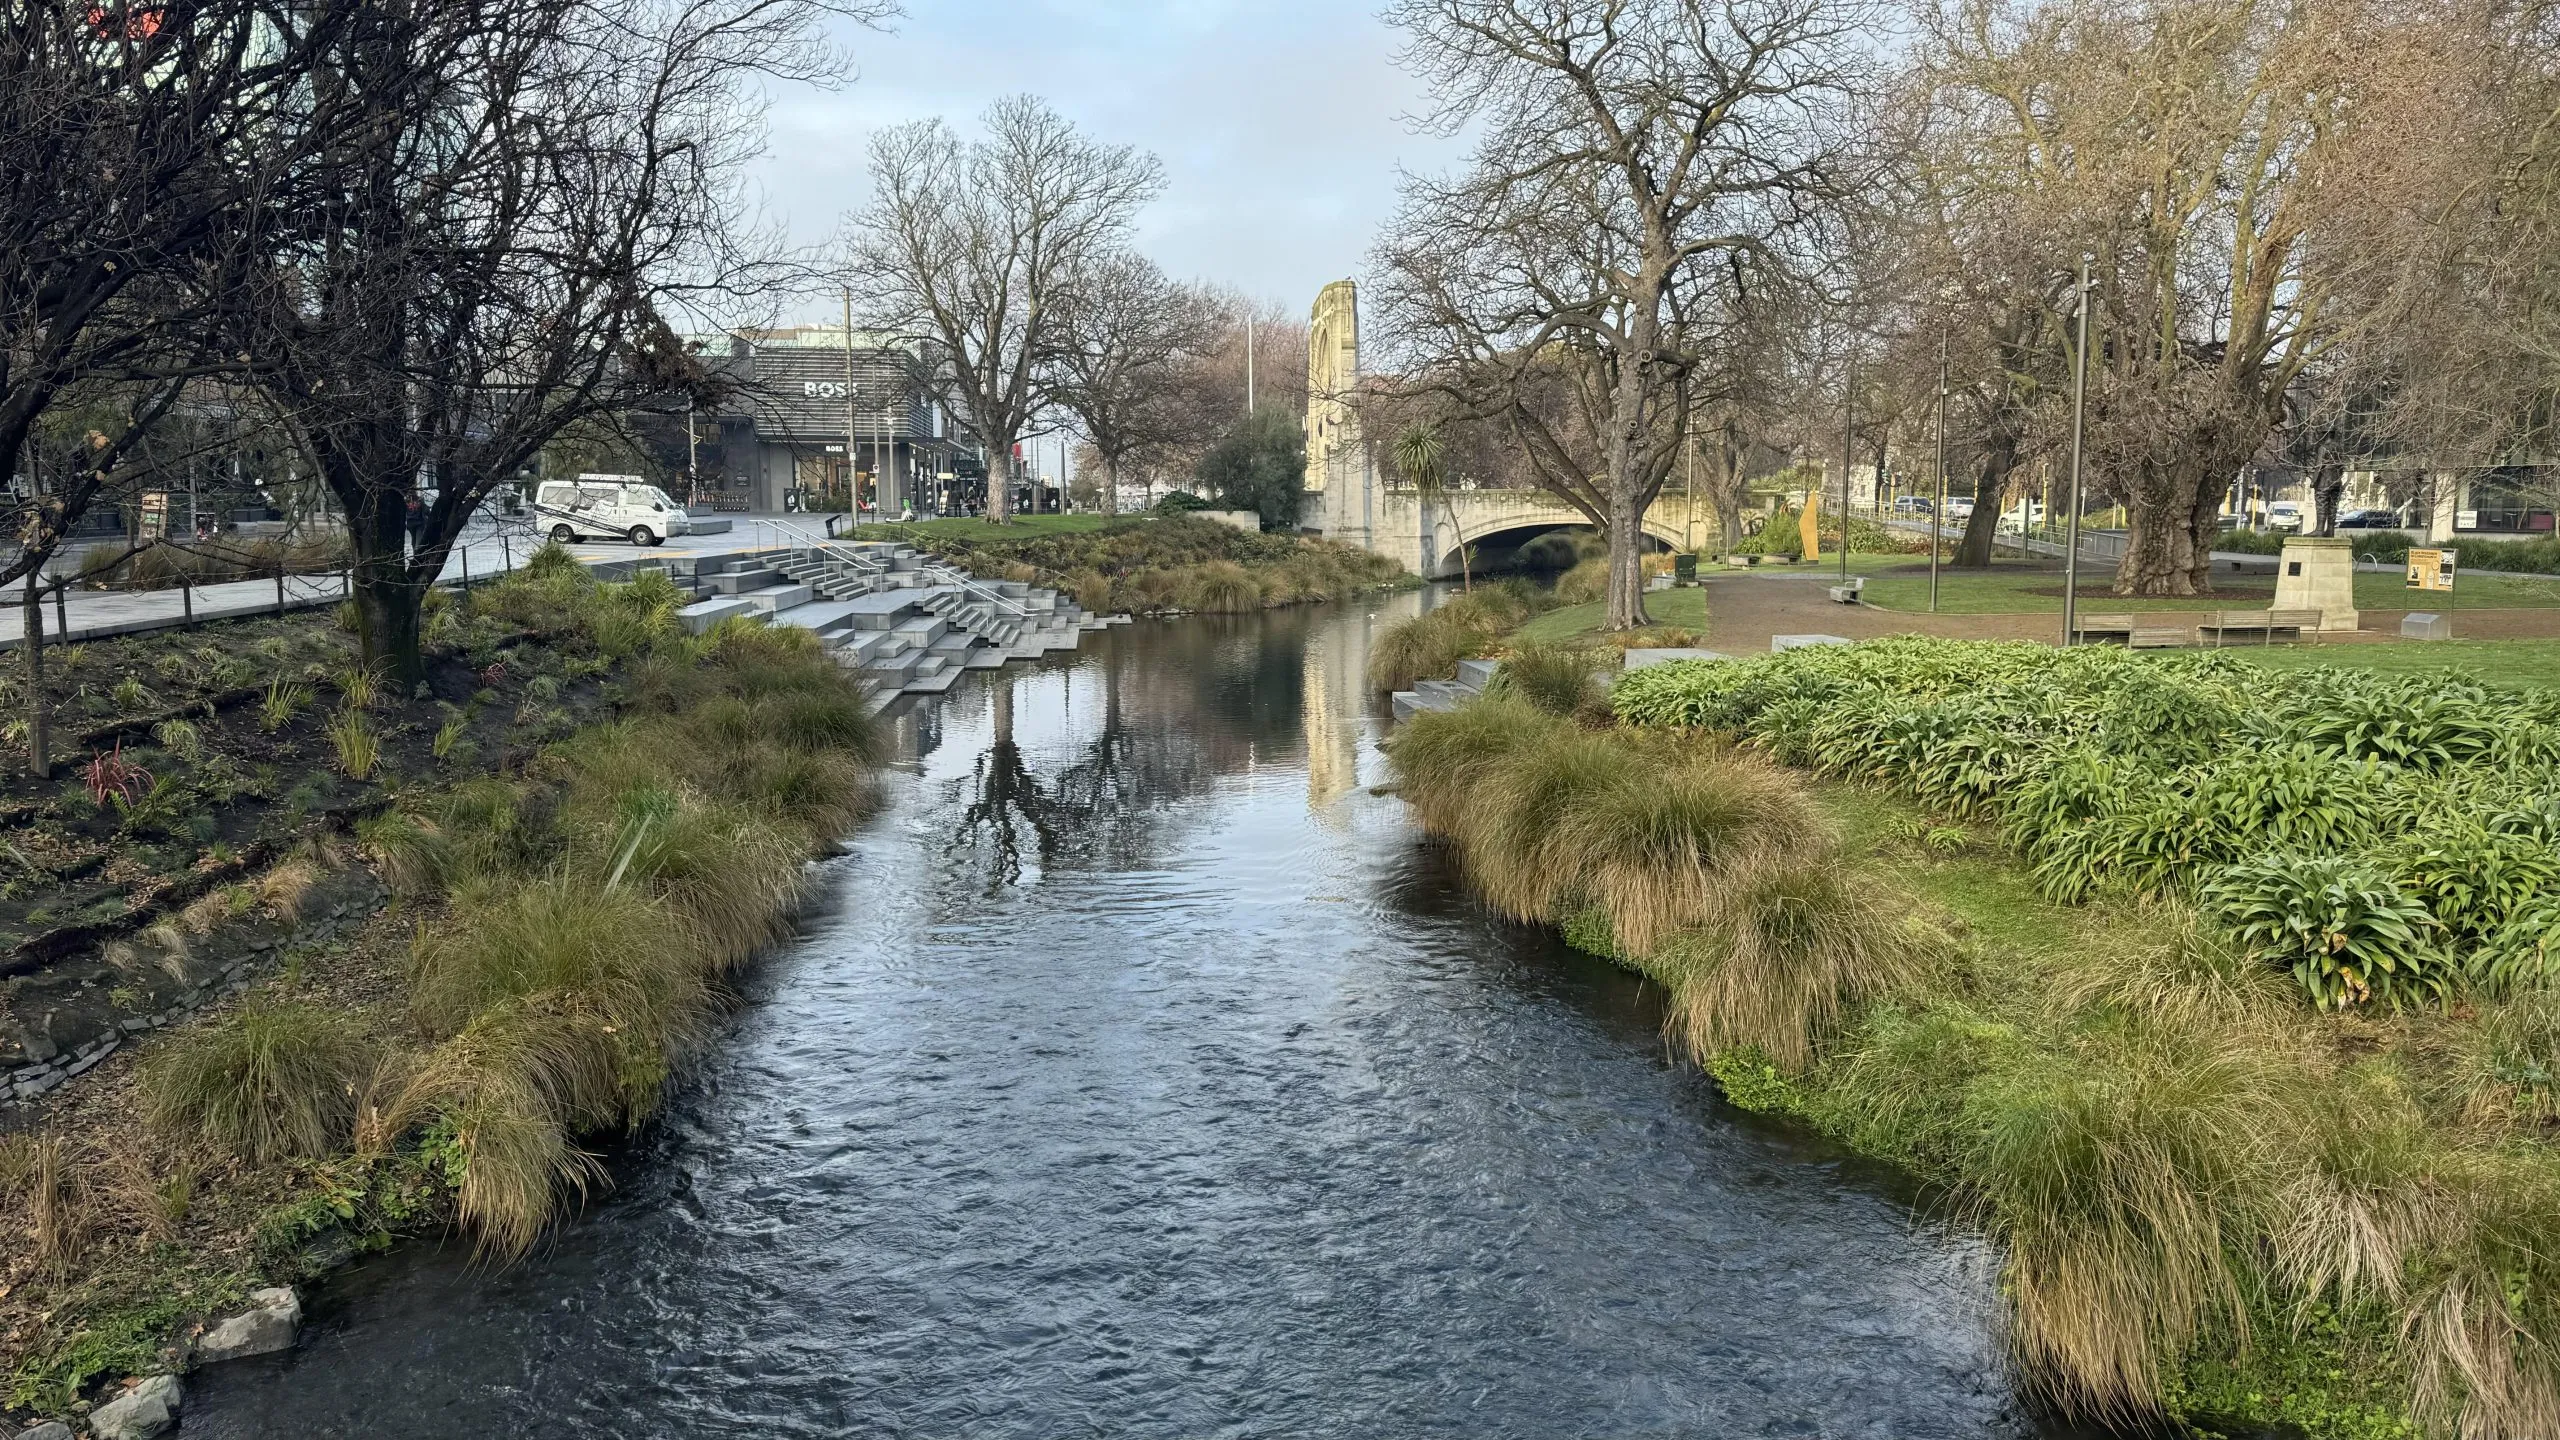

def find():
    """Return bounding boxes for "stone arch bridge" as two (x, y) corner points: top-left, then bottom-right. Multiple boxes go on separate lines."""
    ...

(1306, 484), (1713, 580)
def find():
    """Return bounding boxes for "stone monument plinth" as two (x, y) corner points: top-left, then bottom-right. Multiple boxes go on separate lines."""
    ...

(2273, 536), (2359, 632)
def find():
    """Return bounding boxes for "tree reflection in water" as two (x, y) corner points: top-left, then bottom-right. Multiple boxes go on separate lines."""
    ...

(947, 639), (1223, 891)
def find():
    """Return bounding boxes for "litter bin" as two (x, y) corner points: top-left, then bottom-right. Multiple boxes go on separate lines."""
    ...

(1673, 552), (1698, 586)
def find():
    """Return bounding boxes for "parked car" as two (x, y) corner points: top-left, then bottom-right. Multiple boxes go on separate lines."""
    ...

(531, 475), (692, 546)
(2336, 507), (2403, 529)
(2265, 501), (2305, 532)
(1891, 495), (1934, 514)
(1943, 497), (1976, 520)
(1995, 501), (2046, 535)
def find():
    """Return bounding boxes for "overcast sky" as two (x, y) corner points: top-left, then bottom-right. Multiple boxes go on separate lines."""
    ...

(742, 0), (1468, 326)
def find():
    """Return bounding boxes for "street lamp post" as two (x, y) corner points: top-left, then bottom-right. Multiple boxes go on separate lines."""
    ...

(2062, 256), (2093, 647)
(1840, 371), (1854, 583)
(841, 287), (862, 520)
(1932, 331), (1947, 614)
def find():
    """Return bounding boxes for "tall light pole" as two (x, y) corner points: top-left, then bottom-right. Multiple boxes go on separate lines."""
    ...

(1932, 331), (1948, 614)
(841, 287), (861, 519)
(2062, 256), (2093, 647)
(1840, 368), (1854, 583)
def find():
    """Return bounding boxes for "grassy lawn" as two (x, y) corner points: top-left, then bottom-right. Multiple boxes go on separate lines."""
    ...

(1514, 585), (1711, 645)
(850, 512), (1123, 544)
(1858, 560), (2560, 614)
(2224, 638), (2560, 689)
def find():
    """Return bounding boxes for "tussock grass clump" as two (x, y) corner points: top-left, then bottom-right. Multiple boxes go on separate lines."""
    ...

(140, 997), (373, 1162)
(1390, 701), (1896, 1054)
(350, 561), (882, 1258)
(327, 709), (380, 779)
(1488, 642), (1601, 716)
(1366, 590), (1531, 692)
(1179, 561), (1262, 613)
(1367, 608), (1486, 692)
(1554, 554), (1610, 604)
(356, 809), (448, 896)
(1656, 853), (1921, 1072)
(1383, 696), (1558, 835)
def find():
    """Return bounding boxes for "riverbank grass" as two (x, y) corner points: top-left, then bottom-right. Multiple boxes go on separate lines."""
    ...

(1511, 586), (1710, 646)
(0, 548), (882, 1427)
(1387, 642), (2560, 1438)
(876, 512), (1409, 616)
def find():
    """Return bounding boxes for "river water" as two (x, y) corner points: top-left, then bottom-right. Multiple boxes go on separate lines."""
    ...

(185, 594), (2073, 1439)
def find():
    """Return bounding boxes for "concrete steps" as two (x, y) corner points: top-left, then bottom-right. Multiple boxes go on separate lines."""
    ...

(1393, 660), (1501, 722)
(678, 596), (758, 633)
(674, 538), (1117, 697)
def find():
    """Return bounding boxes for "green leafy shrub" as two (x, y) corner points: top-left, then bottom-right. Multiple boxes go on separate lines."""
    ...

(1731, 507), (1803, 556)
(1615, 637), (2560, 1005)
(2207, 854), (2449, 1010)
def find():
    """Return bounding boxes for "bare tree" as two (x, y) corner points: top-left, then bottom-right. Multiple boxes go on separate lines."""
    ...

(214, 0), (868, 687)
(853, 96), (1164, 525)
(0, 1), (354, 774)
(1921, 0), (2434, 595)
(1047, 255), (1220, 516)
(1376, 0), (1869, 629)
(2335, 2), (2560, 487)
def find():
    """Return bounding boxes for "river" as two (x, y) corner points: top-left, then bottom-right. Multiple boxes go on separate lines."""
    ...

(184, 594), (2077, 1439)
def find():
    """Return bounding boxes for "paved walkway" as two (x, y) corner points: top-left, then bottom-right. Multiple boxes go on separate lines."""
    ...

(0, 516), (833, 651)
(1694, 571), (2560, 655)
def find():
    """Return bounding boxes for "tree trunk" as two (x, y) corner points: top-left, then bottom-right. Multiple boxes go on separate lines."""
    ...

(348, 485), (427, 690)
(2115, 463), (2220, 596)
(22, 572), (49, 781)
(1606, 501), (1649, 630)
(986, 445), (1013, 524)
(1953, 435), (2019, 568)
(1103, 455), (1119, 517)
(354, 567), (426, 693)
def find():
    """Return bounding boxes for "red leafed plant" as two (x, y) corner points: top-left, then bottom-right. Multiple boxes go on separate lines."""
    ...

(82, 742), (152, 809)
(478, 662), (508, 687)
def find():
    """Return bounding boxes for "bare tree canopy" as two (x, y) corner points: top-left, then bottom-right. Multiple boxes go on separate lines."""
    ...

(850, 95), (1164, 524)
(1375, 0), (1870, 628)
(0, 0), (367, 775)
(0, 1), (340, 585)
(211, 0), (874, 684)
(1914, 0), (2445, 593)
(1046, 254), (1222, 516)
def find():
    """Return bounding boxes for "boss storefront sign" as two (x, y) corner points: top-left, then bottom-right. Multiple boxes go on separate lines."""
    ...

(737, 349), (921, 440)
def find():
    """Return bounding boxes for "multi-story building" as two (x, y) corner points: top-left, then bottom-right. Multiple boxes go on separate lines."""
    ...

(662, 326), (980, 514)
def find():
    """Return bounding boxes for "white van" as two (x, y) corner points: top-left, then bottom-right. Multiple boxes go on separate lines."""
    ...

(531, 475), (691, 546)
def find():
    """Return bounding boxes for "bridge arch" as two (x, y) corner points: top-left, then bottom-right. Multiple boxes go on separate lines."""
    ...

(1428, 510), (1696, 580)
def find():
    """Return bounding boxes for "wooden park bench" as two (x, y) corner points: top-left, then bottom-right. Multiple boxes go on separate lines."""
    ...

(2202, 607), (2322, 646)
(2128, 618), (2202, 649)
(2072, 612), (2136, 644)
